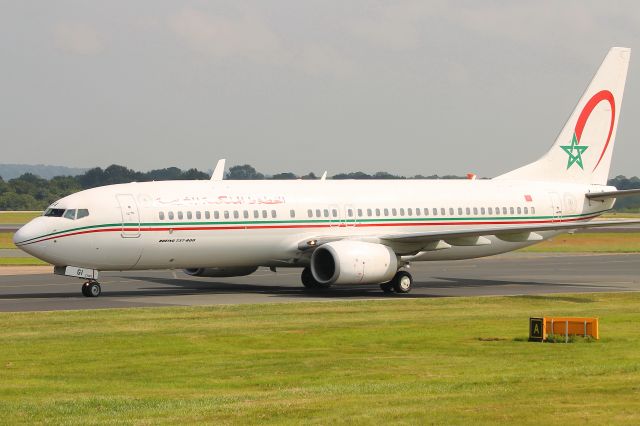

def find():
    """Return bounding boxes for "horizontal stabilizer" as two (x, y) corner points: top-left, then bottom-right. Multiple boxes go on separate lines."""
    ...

(586, 188), (640, 200)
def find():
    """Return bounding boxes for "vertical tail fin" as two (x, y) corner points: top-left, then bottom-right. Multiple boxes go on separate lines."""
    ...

(496, 47), (630, 185)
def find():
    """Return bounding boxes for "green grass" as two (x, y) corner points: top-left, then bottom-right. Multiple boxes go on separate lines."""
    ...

(0, 232), (15, 249)
(1, 293), (640, 424)
(0, 257), (49, 266)
(0, 211), (41, 224)
(520, 232), (640, 253)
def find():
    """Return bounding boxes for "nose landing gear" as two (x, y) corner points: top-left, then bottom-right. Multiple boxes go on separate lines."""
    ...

(81, 281), (102, 297)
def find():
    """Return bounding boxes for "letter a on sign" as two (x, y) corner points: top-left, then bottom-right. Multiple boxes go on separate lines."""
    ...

(529, 317), (544, 342)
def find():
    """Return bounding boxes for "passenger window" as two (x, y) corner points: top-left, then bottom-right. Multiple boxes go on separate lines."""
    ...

(332, 209), (338, 217)
(205, 211), (210, 219)
(480, 208), (485, 215)
(168, 211), (174, 220)
(367, 208), (372, 217)
(322, 209), (328, 217)
(375, 208), (381, 217)
(473, 208), (478, 215)
(358, 209), (363, 217)
(159, 211), (165, 220)
(63, 209), (76, 220)
(407, 208), (412, 216)
(432, 208), (438, 216)
(243, 210), (249, 219)
(517, 207), (522, 214)
(224, 211), (230, 219)
(524, 207), (529, 214)
(384, 208), (389, 216)
(347, 209), (354, 217)
(233, 211), (239, 219)
(488, 207), (493, 215)
(392, 208), (397, 216)
(263, 210), (268, 218)
(510, 207), (515, 214)
(308, 209), (313, 218)
(290, 209), (296, 218)
(76, 209), (89, 219)
(271, 210), (276, 218)
(399, 208), (405, 216)
(531, 207), (536, 214)
(449, 208), (454, 215)
(196, 211), (202, 220)
(458, 208), (463, 215)
(415, 208), (421, 216)
(214, 211), (220, 219)
(502, 207), (508, 215)
(254, 210), (259, 219)
(495, 207), (500, 215)
(440, 208), (446, 215)
(316, 209), (321, 217)
(466, 207), (471, 215)
(424, 208), (429, 216)
(187, 211), (193, 220)
(178, 211), (184, 220)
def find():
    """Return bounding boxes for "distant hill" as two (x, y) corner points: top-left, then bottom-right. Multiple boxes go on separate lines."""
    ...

(0, 164), (87, 180)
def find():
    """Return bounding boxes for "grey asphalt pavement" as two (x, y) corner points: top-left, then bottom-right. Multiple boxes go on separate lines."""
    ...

(0, 253), (638, 312)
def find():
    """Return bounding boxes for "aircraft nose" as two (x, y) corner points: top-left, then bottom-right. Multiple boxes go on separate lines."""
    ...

(13, 224), (31, 246)
(13, 220), (48, 257)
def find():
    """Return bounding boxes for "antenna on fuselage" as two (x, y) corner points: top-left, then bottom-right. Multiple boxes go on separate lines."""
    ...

(211, 159), (226, 181)
(320, 171), (327, 181)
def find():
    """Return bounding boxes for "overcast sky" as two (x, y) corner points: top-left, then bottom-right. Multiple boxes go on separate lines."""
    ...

(1, 1), (639, 177)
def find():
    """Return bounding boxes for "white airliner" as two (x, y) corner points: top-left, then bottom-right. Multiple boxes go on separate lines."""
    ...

(14, 47), (640, 297)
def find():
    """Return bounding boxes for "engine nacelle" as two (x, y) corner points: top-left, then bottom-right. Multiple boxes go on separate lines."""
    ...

(183, 266), (258, 277)
(311, 240), (398, 285)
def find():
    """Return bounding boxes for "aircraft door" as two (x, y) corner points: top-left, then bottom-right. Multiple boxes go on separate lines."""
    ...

(116, 194), (141, 238)
(549, 193), (563, 222)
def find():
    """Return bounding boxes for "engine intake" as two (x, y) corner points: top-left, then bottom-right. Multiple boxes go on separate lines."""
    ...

(183, 266), (258, 277)
(311, 240), (397, 285)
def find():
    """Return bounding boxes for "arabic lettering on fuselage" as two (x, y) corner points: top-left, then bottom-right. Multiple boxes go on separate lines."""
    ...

(153, 194), (286, 206)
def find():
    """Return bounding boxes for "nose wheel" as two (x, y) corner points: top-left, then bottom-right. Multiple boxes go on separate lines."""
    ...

(81, 281), (101, 297)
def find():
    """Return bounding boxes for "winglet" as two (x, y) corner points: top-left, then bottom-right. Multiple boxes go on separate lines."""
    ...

(211, 159), (226, 181)
(320, 171), (327, 181)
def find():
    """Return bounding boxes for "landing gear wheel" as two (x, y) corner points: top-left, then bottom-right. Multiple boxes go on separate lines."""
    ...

(380, 282), (394, 293)
(392, 271), (413, 294)
(88, 282), (101, 297)
(301, 267), (331, 289)
(82, 281), (101, 297)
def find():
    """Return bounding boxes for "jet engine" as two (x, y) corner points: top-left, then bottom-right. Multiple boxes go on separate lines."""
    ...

(310, 240), (398, 285)
(183, 266), (258, 277)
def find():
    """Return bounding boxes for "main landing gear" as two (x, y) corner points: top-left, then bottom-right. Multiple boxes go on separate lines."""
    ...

(380, 270), (413, 294)
(81, 281), (101, 297)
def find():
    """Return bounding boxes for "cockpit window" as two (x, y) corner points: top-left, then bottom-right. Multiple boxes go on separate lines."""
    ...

(63, 209), (77, 220)
(76, 209), (90, 219)
(44, 208), (65, 217)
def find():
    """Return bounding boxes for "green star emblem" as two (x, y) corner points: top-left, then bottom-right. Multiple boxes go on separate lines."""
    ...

(560, 134), (588, 170)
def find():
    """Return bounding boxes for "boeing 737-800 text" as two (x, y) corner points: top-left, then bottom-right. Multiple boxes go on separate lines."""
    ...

(14, 47), (640, 297)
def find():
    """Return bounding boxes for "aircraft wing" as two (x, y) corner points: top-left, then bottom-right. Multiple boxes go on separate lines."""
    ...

(379, 219), (640, 245)
(296, 219), (640, 253)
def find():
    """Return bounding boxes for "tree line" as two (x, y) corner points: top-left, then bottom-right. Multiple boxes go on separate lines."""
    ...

(0, 164), (638, 211)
